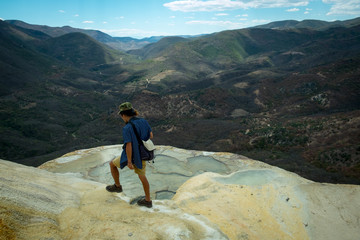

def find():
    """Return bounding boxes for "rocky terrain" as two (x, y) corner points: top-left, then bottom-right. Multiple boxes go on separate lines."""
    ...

(1, 145), (360, 240)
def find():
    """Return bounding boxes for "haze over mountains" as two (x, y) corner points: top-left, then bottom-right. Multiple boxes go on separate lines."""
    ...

(6, 20), (199, 51)
(0, 17), (359, 184)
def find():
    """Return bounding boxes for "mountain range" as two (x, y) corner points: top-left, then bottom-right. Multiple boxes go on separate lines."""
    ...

(0, 17), (359, 184)
(6, 20), (201, 51)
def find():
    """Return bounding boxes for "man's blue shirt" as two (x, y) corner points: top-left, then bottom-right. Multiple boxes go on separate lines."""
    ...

(120, 117), (152, 169)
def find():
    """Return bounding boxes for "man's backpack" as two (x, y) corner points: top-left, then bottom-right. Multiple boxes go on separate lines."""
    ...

(129, 121), (155, 161)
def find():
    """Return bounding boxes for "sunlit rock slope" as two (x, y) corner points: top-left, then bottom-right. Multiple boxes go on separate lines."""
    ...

(1, 145), (360, 240)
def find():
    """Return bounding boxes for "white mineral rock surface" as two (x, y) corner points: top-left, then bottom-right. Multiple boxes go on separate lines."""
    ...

(1, 145), (360, 240)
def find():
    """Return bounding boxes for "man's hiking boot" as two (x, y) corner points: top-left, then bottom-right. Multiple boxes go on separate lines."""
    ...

(137, 198), (152, 208)
(106, 184), (123, 193)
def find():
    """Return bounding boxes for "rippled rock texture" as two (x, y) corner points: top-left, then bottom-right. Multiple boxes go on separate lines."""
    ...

(1, 145), (360, 239)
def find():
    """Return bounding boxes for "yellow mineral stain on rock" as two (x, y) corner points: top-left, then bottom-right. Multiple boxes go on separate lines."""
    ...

(0, 218), (16, 240)
(0, 203), (61, 240)
(57, 187), (213, 240)
(174, 173), (309, 240)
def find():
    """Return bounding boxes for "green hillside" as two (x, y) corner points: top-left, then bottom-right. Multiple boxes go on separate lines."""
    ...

(0, 21), (53, 95)
(129, 36), (189, 59)
(0, 21), (126, 165)
(38, 32), (119, 68)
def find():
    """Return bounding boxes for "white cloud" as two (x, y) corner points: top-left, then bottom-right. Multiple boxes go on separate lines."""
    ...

(186, 20), (246, 29)
(252, 19), (270, 24)
(215, 13), (229, 16)
(100, 28), (170, 38)
(82, 21), (94, 24)
(235, 14), (248, 20)
(304, 7), (311, 14)
(164, 0), (309, 12)
(59, 10), (65, 13)
(323, 0), (360, 15)
(103, 21), (108, 24)
(170, 16), (176, 18)
(286, 8), (299, 12)
(74, 14), (79, 17)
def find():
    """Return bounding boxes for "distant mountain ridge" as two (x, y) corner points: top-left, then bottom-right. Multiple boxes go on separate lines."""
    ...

(5, 20), (205, 52)
(255, 17), (360, 30)
(5, 20), (160, 51)
(7, 18), (359, 52)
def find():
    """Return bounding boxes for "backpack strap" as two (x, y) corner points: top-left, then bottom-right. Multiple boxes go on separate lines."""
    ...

(129, 120), (154, 162)
(129, 121), (144, 146)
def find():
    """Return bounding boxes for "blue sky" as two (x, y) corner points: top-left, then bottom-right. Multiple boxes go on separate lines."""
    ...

(0, 0), (359, 38)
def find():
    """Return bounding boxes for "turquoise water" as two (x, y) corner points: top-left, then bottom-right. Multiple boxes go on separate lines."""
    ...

(155, 190), (177, 200)
(213, 169), (278, 186)
(87, 154), (236, 200)
(187, 156), (230, 175)
(152, 155), (193, 176)
(148, 155), (232, 199)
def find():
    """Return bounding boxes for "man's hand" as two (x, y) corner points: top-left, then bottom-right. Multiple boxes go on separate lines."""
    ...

(127, 162), (134, 169)
(125, 142), (133, 169)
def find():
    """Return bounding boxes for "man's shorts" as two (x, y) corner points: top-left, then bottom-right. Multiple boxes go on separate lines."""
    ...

(112, 156), (146, 175)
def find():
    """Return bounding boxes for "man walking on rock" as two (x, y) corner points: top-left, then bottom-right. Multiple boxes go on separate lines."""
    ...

(106, 102), (153, 208)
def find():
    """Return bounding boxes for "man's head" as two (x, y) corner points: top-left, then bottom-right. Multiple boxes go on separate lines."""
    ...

(118, 102), (138, 122)
(118, 102), (133, 114)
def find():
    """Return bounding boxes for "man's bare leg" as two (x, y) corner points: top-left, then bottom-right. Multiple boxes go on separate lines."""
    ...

(109, 161), (121, 187)
(138, 174), (151, 201)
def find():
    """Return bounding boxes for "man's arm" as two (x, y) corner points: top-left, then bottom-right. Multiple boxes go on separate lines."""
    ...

(126, 142), (134, 169)
(150, 131), (153, 139)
